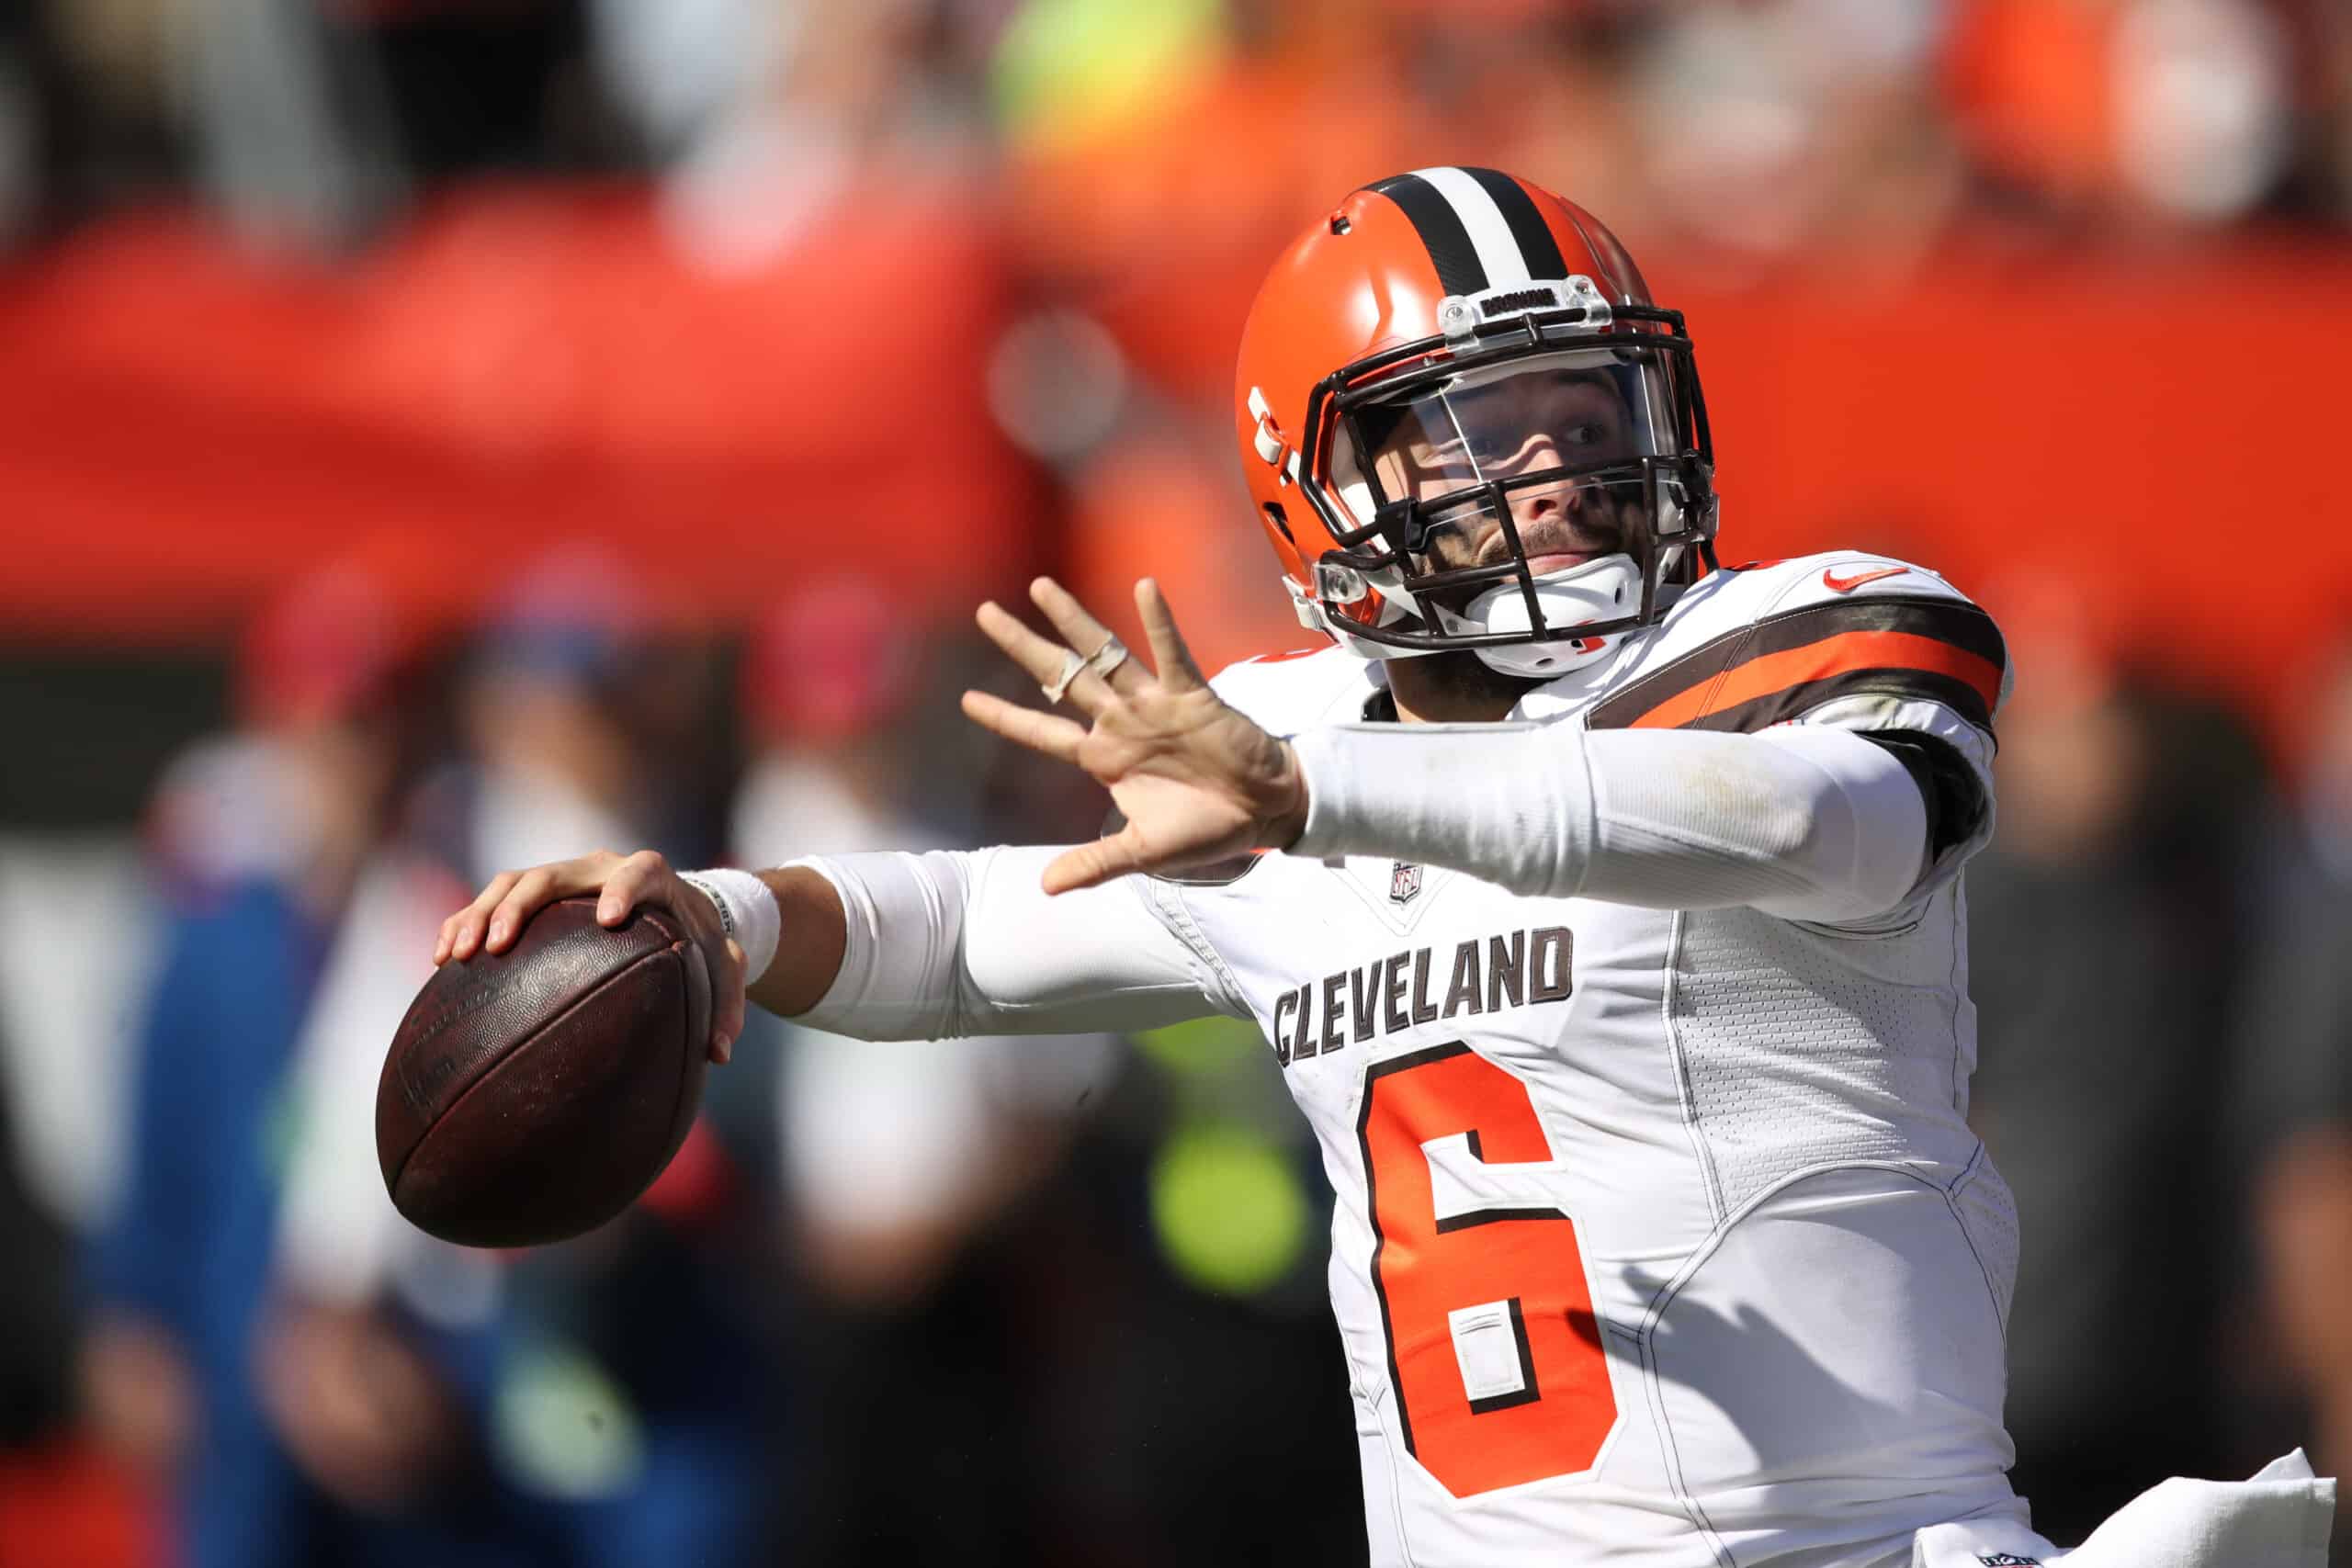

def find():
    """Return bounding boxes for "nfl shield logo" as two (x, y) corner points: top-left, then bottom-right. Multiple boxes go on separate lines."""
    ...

(1389, 861), (1422, 906)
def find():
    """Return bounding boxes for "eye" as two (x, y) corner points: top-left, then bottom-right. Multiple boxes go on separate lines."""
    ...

(1562, 422), (1604, 447)
(1466, 428), (1523, 464)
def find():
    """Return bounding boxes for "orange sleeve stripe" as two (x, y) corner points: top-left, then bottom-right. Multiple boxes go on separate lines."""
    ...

(1625, 629), (2005, 730)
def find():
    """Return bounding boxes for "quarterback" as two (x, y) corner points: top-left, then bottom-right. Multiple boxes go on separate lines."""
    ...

(435, 171), (2331, 1564)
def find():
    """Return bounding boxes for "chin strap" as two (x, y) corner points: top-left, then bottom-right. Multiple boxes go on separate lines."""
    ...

(1285, 552), (1647, 673)
(1453, 556), (1641, 679)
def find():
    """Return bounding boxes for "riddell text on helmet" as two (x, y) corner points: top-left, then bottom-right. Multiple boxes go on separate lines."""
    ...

(1270, 926), (1572, 1067)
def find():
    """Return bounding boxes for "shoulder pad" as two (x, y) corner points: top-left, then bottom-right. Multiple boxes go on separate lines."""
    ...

(1208, 644), (1381, 732)
(1591, 551), (2007, 735)
(1736, 550), (1981, 615)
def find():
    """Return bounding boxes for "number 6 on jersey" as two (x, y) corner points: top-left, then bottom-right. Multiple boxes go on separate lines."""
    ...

(1357, 1043), (1618, 1497)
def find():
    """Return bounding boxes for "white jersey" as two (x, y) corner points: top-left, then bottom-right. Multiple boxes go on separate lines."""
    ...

(1132, 552), (2021, 1567)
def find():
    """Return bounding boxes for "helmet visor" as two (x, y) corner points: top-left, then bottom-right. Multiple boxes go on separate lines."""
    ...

(1362, 349), (1669, 491)
(1329, 347), (1685, 587)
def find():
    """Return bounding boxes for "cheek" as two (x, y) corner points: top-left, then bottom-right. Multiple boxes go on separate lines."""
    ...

(1411, 511), (1504, 572)
(1601, 485), (1654, 528)
(1422, 531), (1478, 570)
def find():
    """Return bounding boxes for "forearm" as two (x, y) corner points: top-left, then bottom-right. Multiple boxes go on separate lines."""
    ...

(758, 846), (1227, 1040)
(746, 865), (850, 1021)
(1286, 722), (1928, 924)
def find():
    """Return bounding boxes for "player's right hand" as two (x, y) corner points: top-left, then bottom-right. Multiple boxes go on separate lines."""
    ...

(432, 849), (747, 1063)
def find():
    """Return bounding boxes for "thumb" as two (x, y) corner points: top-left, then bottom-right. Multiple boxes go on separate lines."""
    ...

(1041, 830), (1145, 896)
(711, 937), (747, 1064)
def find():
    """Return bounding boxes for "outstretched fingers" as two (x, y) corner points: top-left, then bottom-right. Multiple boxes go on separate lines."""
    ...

(1029, 578), (1147, 694)
(1135, 579), (1204, 691)
(976, 600), (1110, 714)
(960, 690), (1088, 762)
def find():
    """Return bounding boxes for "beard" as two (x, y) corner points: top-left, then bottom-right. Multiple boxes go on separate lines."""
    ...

(1385, 646), (1546, 718)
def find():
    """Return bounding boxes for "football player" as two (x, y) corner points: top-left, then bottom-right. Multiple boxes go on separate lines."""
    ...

(435, 170), (2331, 1565)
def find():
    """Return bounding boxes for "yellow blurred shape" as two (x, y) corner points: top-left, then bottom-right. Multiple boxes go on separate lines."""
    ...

(1134, 1012), (1267, 1077)
(1149, 1125), (1310, 1297)
(992, 0), (1228, 152)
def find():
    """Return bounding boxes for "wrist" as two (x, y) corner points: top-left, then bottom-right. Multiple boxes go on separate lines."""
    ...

(676, 868), (782, 983)
(1266, 739), (1311, 852)
(1283, 728), (1354, 861)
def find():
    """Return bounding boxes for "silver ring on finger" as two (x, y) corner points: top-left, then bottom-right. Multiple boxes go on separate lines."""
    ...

(1042, 647), (1087, 705)
(1085, 635), (1130, 684)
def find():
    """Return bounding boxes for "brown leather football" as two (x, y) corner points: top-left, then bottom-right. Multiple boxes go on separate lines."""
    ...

(376, 897), (711, 1247)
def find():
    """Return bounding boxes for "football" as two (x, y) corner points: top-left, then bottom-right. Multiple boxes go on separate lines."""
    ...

(376, 897), (712, 1247)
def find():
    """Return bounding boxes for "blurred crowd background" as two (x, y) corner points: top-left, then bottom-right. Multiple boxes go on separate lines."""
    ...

(3, 0), (2352, 1563)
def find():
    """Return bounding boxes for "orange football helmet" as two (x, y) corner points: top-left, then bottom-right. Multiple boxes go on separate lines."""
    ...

(1234, 168), (1717, 678)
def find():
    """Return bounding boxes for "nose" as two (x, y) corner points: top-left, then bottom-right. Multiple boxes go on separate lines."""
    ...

(1510, 446), (1577, 527)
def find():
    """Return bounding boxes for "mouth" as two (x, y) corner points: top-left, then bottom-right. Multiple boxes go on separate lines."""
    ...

(1478, 521), (1623, 576)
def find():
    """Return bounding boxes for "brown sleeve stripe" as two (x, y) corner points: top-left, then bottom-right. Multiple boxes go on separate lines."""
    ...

(1589, 596), (2006, 734)
(1673, 665), (1999, 735)
(1626, 627), (2002, 731)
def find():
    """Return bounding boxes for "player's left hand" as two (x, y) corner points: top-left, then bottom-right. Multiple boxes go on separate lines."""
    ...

(964, 578), (1310, 894)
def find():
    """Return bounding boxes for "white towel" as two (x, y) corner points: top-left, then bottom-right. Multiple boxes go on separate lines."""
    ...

(1913, 1450), (2336, 1568)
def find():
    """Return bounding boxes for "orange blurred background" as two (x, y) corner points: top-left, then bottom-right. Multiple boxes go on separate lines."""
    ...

(10, 210), (2349, 748)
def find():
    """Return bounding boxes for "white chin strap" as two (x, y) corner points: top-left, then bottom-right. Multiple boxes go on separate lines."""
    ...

(1437, 554), (1642, 679)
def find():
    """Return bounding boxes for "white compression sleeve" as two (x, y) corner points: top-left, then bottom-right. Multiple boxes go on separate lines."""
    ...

(788, 844), (1234, 1040)
(1287, 722), (1929, 925)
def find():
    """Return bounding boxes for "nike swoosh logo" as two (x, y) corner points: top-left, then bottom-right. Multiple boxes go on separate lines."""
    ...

(1822, 564), (1909, 593)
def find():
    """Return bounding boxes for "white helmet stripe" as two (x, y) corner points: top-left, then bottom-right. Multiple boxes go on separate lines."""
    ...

(1409, 166), (1533, 288)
